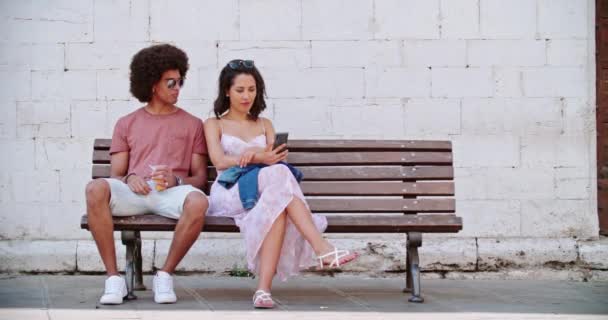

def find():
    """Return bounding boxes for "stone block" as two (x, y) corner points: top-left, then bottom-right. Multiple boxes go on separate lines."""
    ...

(468, 40), (545, 67)
(547, 40), (587, 67)
(419, 238), (477, 271)
(93, 0), (149, 41)
(456, 200), (522, 237)
(440, 0), (479, 39)
(520, 200), (597, 238)
(0, 240), (77, 272)
(0, 43), (64, 71)
(32, 70), (96, 100)
(522, 67), (586, 97)
(0, 71), (30, 101)
(366, 67), (430, 98)
(97, 70), (131, 101)
(239, 0), (300, 40)
(480, 0), (536, 39)
(453, 135), (519, 167)
(150, 0), (238, 41)
(375, 0), (440, 39)
(70, 101), (107, 138)
(219, 41), (311, 69)
(493, 68), (523, 97)
(77, 239), (155, 272)
(404, 40), (466, 67)
(538, 0), (588, 39)
(579, 238), (608, 270)
(432, 68), (493, 98)
(302, 0), (373, 40)
(403, 98), (460, 136)
(477, 238), (577, 270)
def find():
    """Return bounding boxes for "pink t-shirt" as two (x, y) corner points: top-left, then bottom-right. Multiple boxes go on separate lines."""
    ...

(109, 107), (207, 179)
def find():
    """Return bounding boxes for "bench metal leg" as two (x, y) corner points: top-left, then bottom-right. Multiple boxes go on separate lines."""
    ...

(133, 231), (146, 291)
(121, 231), (139, 300)
(404, 232), (424, 303)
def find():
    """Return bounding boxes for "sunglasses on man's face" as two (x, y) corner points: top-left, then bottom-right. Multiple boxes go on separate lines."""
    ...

(165, 78), (185, 89)
(227, 59), (255, 69)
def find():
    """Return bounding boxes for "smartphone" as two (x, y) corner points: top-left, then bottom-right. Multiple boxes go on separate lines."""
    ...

(273, 132), (289, 152)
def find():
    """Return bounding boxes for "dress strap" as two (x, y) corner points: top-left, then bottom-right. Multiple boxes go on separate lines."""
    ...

(259, 118), (266, 135)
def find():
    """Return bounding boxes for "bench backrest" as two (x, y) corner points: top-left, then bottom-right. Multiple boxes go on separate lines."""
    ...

(92, 139), (455, 217)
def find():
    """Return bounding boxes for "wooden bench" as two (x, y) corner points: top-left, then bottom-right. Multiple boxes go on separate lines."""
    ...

(80, 138), (463, 303)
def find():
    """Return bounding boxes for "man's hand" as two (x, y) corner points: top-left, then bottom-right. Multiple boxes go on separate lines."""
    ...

(150, 165), (175, 189)
(126, 174), (151, 195)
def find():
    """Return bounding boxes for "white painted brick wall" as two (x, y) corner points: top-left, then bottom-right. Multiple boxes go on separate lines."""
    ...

(480, 0), (536, 39)
(374, 0), (440, 39)
(0, 0), (599, 274)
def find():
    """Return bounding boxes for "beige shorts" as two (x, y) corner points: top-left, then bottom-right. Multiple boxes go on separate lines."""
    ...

(104, 178), (207, 220)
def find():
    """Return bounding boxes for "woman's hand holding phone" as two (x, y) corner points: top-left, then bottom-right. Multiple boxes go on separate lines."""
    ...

(257, 143), (288, 165)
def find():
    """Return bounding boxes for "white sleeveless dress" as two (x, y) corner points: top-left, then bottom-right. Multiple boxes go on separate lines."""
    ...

(206, 132), (328, 280)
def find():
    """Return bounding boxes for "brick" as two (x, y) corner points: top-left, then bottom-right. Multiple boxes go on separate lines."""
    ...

(579, 238), (608, 270)
(32, 70), (96, 100)
(538, 0), (588, 39)
(461, 98), (562, 135)
(302, 0), (372, 40)
(219, 41), (311, 69)
(522, 67), (587, 97)
(432, 68), (493, 98)
(366, 67), (430, 98)
(265, 68), (364, 98)
(272, 99), (333, 137)
(329, 100), (404, 138)
(521, 135), (591, 168)
(456, 200), (521, 237)
(11, 170), (60, 203)
(468, 40), (546, 67)
(0, 240), (77, 272)
(0, 139), (35, 170)
(35, 138), (92, 170)
(150, 0), (238, 41)
(77, 240), (155, 272)
(178, 68), (201, 100)
(0, 1), (93, 43)
(155, 237), (245, 272)
(480, 0), (536, 39)
(17, 101), (70, 125)
(97, 70), (131, 100)
(478, 238), (577, 270)
(554, 167), (591, 200)
(453, 135), (519, 167)
(6, 202), (89, 240)
(71, 101), (107, 138)
(562, 98), (594, 135)
(311, 40), (401, 68)
(521, 200), (597, 238)
(173, 41), (217, 69)
(240, 0), (300, 40)
(175, 99), (211, 123)
(440, 0), (479, 39)
(0, 71), (30, 101)
(403, 98), (460, 137)
(0, 43), (64, 71)
(17, 101), (71, 139)
(493, 68), (523, 97)
(93, 0), (149, 41)
(420, 238), (477, 271)
(198, 67), (221, 99)
(0, 101), (17, 138)
(547, 40), (587, 67)
(404, 40), (466, 67)
(375, 0), (440, 39)
(59, 168), (91, 203)
(455, 167), (554, 200)
(66, 42), (142, 70)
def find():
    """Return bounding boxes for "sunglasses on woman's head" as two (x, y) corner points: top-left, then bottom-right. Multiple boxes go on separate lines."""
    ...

(227, 59), (255, 69)
(165, 78), (185, 89)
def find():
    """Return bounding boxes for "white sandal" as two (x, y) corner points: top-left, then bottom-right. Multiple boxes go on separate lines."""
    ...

(252, 289), (274, 309)
(317, 248), (360, 269)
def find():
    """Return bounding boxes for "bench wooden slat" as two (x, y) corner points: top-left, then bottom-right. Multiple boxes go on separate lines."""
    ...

(300, 181), (454, 196)
(80, 214), (463, 233)
(94, 139), (452, 152)
(307, 198), (455, 213)
(92, 164), (455, 181)
(93, 150), (453, 166)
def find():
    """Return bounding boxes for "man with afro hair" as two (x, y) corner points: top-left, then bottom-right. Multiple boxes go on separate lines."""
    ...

(85, 44), (209, 305)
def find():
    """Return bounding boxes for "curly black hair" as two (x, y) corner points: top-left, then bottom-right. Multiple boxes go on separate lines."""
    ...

(129, 44), (189, 103)
(213, 60), (267, 120)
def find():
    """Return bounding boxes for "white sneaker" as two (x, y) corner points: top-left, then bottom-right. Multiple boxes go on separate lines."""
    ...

(153, 271), (177, 304)
(99, 275), (128, 305)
